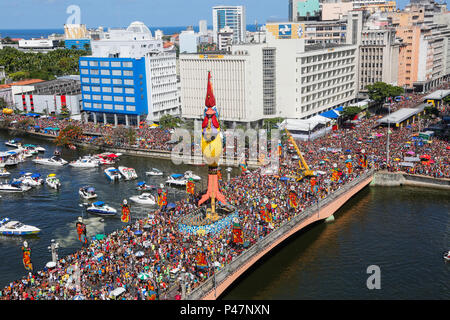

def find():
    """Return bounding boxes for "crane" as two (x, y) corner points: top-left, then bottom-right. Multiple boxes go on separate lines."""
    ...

(284, 128), (315, 181)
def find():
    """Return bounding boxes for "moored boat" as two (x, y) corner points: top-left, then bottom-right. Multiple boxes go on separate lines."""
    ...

(33, 156), (68, 166)
(118, 166), (138, 180)
(166, 174), (188, 187)
(79, 186), (98, 200)
(46, 174), (61, 190)
(86, 201), (117, 216)
(104, 167), (122, 181)
(0, 218), (41, 236)
(129, 193), (156, 205)
(146, 168), (163, 176)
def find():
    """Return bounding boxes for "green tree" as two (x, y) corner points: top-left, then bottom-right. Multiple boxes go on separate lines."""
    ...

(341, 106), (362, 119)
(366, 82), (404, 105)
(159, 114), (183, 129)
(9, 71), (30, 81)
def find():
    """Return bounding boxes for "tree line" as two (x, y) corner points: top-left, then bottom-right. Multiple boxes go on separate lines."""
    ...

(0, 47), (89, 81)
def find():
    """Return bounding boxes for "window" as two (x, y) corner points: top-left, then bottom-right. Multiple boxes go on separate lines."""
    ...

(82, 86), (90, 91)
(89, 61), (98, 67)
(100, 61), (110, 67)
(113, 79), (123, 85)
(83, 102), (92, 108)
(125, 88), (135, 94)
(113, 87), (123, 93)
(103, 104), (113, 110)
(81, 69), (89, 75)
(112, 70), (122, 76)
(91, 86), (101, 92)
(126, 97), (135, 103)
(83, 94), (91, 100)
(93, 103), (101, 109)
(102, 78), (111, 84)
(91, 78), (100, 84)
(111, 61), (121, 68)
(90, 69), (99, 75)
(92, 95), (101, 100)
(124, 79), (134, 86)
(81, 77), (89, 83)
(123, 70), (133, 76)
(101, 69), (110, 76)
(115, 104), (124, 110)
(80, 60), (88, 67)
(126, 105), (136, 111)
(103, 95), (112, 101)
(114, 96), (124, 102)
(123, 61), (133, 68)
(102, 87), (112, 93)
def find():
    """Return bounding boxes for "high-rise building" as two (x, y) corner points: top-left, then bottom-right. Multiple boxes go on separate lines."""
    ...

(212, 5), (246, 44)
(180, 24), (357, 126)
(180, 27), (200, 53)
(199, 20), (208, 35)
(79, 21), (179, 125)
(289, 0), (321, 22)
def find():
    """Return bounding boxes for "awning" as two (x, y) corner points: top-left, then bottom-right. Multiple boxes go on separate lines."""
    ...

(319, 110), (340, 119)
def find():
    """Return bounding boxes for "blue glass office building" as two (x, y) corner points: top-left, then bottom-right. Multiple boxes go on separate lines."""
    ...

(79, 57), (149, 124)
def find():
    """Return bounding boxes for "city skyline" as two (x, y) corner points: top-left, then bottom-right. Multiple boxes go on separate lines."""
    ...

(0, 0), (421, 29)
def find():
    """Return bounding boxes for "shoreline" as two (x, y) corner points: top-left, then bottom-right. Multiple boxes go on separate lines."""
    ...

(1, 127), (261, 169)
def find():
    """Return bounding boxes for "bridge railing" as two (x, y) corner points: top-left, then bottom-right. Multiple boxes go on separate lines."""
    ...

(185, 169), (375, 300)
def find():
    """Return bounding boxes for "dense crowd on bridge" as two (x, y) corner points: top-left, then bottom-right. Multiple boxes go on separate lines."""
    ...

(0, 86), (449, 300)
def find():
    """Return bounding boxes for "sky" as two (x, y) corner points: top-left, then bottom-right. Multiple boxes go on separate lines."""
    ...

(0, 0), (428, 29)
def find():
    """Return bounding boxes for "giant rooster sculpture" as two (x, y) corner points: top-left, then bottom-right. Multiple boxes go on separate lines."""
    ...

(198, 71), (228, 220)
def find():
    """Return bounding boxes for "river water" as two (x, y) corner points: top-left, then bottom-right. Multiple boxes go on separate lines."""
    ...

(0, 131), (449, 299)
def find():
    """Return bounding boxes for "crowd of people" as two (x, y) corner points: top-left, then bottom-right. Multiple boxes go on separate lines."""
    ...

(0, 87), (448, 300)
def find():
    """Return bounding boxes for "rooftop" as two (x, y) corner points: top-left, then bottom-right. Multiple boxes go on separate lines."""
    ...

(377, 105), (426, 124)
(422, 89), (450, 100)
(0, 79), (45, 89)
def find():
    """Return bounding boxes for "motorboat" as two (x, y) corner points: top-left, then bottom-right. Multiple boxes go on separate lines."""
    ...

(0, 218), (41, 236)
(22, 144), (39, 155)
(5, 139), (22, 148)
(129, 193), (156, 205)
(184, 171), (201, 181)
(166, 174), (187, 187)
(46, 174), (61, 190)
(86, 201), (117, 216)
(104, 167), (122, 181)
(14, 173), (44, 187)
(118, 166), (138, 180)
(1, 151), (21, 166)
(146, 168), (163, 176)
(444, 251), (450, 261)
(94, 153), (120, 165)
(136, 181), (156, 191)
(33, 156), (68, 166)
(79, 186), (98, 200)
(0, 168), (10, 177)
(70, 157), (99, 168)
(0, 181), (32, 193)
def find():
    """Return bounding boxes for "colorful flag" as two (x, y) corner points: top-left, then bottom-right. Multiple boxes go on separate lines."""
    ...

(288, 189), (298, 209)
(22, 243), (33, 272)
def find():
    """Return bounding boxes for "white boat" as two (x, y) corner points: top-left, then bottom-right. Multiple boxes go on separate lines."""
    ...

(0, 181), (32, 193)
(104, 167), (122, 181)
(0, 169), (10, 177)
(146, 168), (163, 176)
(130, 193), (156, 205)
(79, 186), (98, 200)
(33, 156), (68, 166)
(23, 144), (39, 155)
(166, 174), (187, 186)
(14, 173), (44, 187)
(5, 139), (22, 148)
(444, 251), (450, 261)
(1, 151), (21, 166)
(86, 201), (117, 216)
(46, 174), (61, 190)
(118, 166), (138, 180)
(70, 158), (99, 168)
(94, 153), (119, 165)
(0, 218), (41, 236)
(184, 171), (201, 181)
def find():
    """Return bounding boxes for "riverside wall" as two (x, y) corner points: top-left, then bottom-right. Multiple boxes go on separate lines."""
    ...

(371, 171), (450, 190)
(186, 170), (375, 300)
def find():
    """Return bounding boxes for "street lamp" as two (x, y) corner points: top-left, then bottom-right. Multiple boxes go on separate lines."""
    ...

(386, 101), (391, 168)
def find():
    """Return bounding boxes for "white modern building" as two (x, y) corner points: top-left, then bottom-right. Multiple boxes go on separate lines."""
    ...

(212, 5), (246, 44)
(180, 24), (358, 126)
(79, 21), (179, 125)
(199, 20), (208, 36)
(179, 28), (199, 53)
(217, 26), (234, 51)
(18, 39), (58, 50)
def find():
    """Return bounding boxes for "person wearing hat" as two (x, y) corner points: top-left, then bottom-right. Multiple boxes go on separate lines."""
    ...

(76, 217), (88, 246)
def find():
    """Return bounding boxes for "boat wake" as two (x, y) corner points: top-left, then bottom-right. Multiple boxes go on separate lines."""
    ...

(56, 217), (106, 247)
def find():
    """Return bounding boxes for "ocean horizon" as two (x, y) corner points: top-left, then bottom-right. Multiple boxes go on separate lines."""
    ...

(0, 25), (263, 39)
